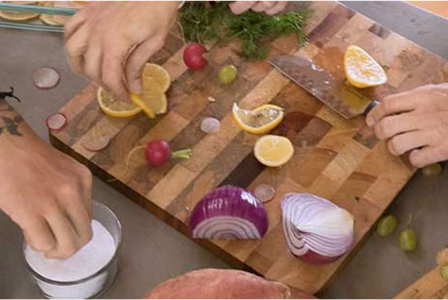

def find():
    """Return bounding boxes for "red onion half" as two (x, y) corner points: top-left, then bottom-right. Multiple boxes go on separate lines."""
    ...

(190, 185), (268, 240)
(282, 193), (354, 265)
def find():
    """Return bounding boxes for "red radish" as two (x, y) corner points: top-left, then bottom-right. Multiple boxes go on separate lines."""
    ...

(145, 139), (192, 167)
(183, 43), (208, 70)
(46, 113), (67, 131)
(33, 67), (60, 89)
(82, 136), (110, 152)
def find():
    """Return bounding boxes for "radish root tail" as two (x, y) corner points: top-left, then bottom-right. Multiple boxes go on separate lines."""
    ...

(124, 145), (146, 175)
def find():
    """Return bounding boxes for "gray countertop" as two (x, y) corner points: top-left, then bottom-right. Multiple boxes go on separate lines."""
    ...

(1, 1), (448, 299)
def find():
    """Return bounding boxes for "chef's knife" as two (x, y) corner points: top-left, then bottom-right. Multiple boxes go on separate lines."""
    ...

(269, 55), (378, 119)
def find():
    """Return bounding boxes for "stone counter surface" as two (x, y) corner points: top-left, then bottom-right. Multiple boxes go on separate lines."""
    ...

(1, 1), (448, 298)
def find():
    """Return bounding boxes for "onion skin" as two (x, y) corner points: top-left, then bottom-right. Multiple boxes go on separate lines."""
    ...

(282, 193), (354, 266)
(300, 249), (341, 266)
(190, 185), (268, 240)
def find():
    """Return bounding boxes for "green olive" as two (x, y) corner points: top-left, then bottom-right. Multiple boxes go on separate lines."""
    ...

(436, 249), (448, 266)
(399, 229), (418, 252)
(440, 266), (448, 280)
(377, 215), (398, 237)
(422, 163), (443, 177)
(218, 65), (238, 84)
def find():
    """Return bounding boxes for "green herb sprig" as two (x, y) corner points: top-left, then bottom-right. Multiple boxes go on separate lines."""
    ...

(179, 2), (313, 60)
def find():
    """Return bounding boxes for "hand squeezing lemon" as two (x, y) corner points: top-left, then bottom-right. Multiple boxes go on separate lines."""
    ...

(98, 63), (171, 119)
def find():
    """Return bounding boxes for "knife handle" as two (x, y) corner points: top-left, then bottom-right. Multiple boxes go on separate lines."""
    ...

(364, 99), (379, 116)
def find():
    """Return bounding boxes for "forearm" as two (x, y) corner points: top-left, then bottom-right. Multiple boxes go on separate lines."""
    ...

(0, 98), (38, 154)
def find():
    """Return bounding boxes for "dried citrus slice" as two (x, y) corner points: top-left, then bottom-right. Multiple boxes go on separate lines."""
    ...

(97, 87), (142, 118)
(39, 13), (64, 25)
(0, 1), (39, 21)
(254, 135), (294, 167)
(142, 63), (171, 92)
(344, 45), (387, 88)
(232, 103), (284, 134)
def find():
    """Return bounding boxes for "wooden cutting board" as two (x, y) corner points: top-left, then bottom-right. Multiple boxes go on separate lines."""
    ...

(49, 1), (447, 294)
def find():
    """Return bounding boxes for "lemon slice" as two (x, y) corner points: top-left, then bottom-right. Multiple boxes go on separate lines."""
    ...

(344, 45), (387, 88)
(97, 87), (142, 118)
(232, 103), (284, 134)
(142, 63), (171, 92)
(130, 89), (168, 119)
(254, 135), (294, 167)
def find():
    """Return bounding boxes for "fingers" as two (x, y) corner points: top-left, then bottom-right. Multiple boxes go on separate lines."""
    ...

(101, 40), (132, 101)
(387, 130), (432, 156)
(64, 5), (90, 41)
(366, 93), (418, 127)
(266, 1), (288, 15)
(229, 1), (257, 14)
(23, 218), (56, 253)
(251, 1), (275, 12)
(410, 147), (448, 168)
(76, 163), (93, 219)
(83, 44), (103, 85)
(66, 202), (93, 248)
(374, 113), (420, 140)
(125, 37), (165, 94)
(45, 208), (81, 259)
(64, 26), (89, 74)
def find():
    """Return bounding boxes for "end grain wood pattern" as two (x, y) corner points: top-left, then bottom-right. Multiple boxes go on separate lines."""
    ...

(394, 267), (448, 299)
(50, 2), (448, 294)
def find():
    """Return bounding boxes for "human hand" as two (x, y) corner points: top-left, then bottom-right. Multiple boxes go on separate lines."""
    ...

(64, 1), (179, 101)
(367, 84), (448, 168)
(0, 136), (93, 258)
(229, 1), (288, 15)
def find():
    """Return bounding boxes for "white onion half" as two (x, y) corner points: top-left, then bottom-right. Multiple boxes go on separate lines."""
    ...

(282, 193), (354, 265)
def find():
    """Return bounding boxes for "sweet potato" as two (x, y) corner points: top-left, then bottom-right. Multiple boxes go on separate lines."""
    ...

(145, 269), (315, 299)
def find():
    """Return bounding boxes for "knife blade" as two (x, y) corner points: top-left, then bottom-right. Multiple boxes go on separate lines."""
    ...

(269, 55), (378, 119)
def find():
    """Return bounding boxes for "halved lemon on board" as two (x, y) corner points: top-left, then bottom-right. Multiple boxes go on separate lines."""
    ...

(232, 103), (284, 134)
(97, 87), (142, 118)
(344, 45), (387, 88)
(142, 63), (171, 92)
(254, 135), (294, 167)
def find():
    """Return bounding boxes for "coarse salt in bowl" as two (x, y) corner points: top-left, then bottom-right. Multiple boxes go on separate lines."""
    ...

(23, 201), (122, 299)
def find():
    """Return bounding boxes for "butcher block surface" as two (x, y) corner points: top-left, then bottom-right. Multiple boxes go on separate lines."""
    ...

(49, 1), (447, 294)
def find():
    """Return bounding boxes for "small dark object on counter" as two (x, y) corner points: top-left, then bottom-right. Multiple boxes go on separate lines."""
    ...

(0, 87), (21, 102)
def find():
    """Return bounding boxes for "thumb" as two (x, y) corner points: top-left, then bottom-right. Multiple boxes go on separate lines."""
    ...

(125, 38), (165, 94)
(229, 1), (257, 15)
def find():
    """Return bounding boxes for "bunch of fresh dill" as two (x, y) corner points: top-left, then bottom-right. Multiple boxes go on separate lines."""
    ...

(179, 2), (312, 60)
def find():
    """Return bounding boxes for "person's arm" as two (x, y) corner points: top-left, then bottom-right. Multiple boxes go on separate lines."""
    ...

(0, 96), (93, 258)
(367, 84), (448, 168)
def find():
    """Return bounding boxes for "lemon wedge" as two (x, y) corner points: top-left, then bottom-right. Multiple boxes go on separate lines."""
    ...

(232, 103), (284, 134)
(344, 45), (387, 88)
